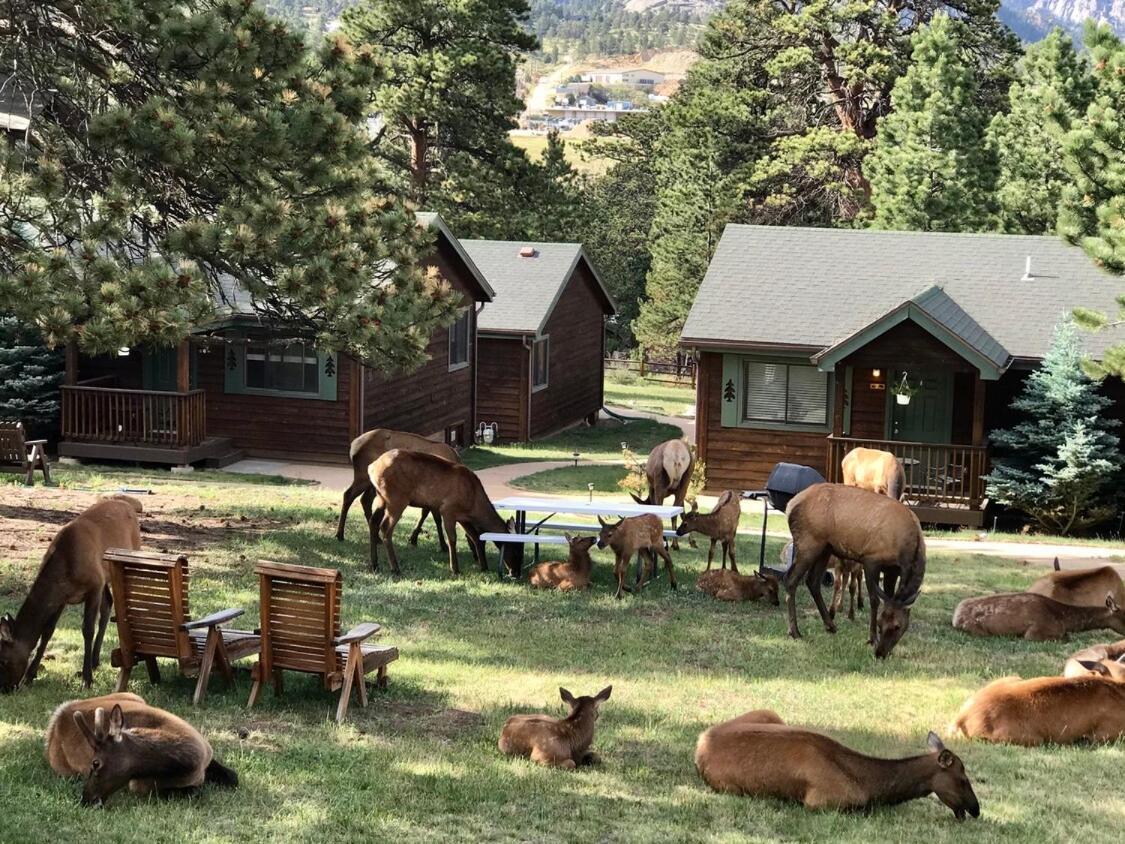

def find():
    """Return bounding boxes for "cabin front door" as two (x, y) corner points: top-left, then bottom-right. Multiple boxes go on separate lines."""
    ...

(887, 370), (953, 444)
(143, 348), (179, 392)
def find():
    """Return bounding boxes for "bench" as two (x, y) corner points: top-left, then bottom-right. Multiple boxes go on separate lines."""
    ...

(528, 520), (680, 540)
(0, 420), (50, 486)
(478, 531), (670, 585)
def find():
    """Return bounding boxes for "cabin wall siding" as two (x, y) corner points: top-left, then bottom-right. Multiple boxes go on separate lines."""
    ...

(477, 336), (527, 441)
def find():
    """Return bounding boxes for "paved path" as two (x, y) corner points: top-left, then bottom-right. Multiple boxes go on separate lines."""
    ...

(602, 405), (694, 441)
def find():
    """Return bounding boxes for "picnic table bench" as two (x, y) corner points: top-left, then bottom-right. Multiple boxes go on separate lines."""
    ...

(1, 421), (51, 485)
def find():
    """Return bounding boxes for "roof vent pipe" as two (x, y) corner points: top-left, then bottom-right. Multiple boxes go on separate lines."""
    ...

(1021, 256), (1034, 282)
(519, 246), (538, 258)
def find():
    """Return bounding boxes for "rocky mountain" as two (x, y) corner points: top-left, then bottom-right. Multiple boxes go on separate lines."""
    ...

(1000, 0), (1125, 40)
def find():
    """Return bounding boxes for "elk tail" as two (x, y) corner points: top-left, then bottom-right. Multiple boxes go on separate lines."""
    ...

(205, 758), (239, 788)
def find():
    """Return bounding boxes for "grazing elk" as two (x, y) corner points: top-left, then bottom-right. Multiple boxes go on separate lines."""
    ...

(629, 438), (693, 549)
(841, 447), (906, 500)
(1063, 640), (1125, 679)
(0, 495), (142, 692)
(828, 557), (865, 622)
(950, 671), (1125, 746)
(952, 592), (1125, 641)
(695, 710), (979, 819)
(498, 686), (612, 769)
(336, 428), (460, 547)
(1026, 559), (1125, 607)
(529, 534), (597, 591)
(696, 569), (779, 605)
(784, 484), (926, 658)
(46, 693), (237, 805)
(368, 449), (521, 576)
(675, 490), (741, 572)
(596, 514), (677, 600)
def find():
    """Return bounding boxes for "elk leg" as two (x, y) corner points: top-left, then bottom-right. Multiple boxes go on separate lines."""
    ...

(433, 509), (449, 553)
(336, 478), (367, 541)
(80, 594), (101, 688)
(442, 514), (461, 576)
(91, 586), (112, 669)
(727, 540), (738, 574)
(848, 573), (858, 621)
(828, 570), (844, 622)
(25, 605), (64, 684)
(655, 544), (677, 590)
(407, 508), (428, 546)
(614, 556), (628, 600)
(865, 566), (880, 646)
(705, 539), (715, 571)
(855, 573), (864, 610)
(379, 507), (404, 576)
(806, 558), (836, 634)
(368, 497), (386, 572)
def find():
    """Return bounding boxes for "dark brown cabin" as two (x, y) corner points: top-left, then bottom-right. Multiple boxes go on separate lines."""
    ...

(463, 240), (616, 442)
(57, 213), (493, 466)
(682, 226), (1125, 528)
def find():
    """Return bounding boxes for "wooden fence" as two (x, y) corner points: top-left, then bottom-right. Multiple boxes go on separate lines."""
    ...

(605, 353), (696, 387)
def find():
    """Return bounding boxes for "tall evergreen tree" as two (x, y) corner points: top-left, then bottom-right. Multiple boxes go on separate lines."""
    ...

(988, 29), (1093, 234)
(985, 322), (1121, 535)
(0, 316), (64, 440)
(867, 14), (996, 232)
(0, 1), (459, 372)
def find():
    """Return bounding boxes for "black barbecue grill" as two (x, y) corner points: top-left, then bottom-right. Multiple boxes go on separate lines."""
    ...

(742, 463), (827, 579)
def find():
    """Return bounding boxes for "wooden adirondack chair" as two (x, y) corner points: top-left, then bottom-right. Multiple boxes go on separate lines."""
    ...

(0, 420), (50, 485)
(107, 549), (261, 705)
(247, 560), (398, 724)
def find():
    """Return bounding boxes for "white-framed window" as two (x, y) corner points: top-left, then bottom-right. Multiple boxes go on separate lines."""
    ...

(532, 337), (549, 390)
(449, 310), (470, 370)
(245, 342), (320, 395)
(742, 360), (828, 426)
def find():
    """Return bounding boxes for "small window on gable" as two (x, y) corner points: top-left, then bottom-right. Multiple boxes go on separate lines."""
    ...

(449, 310), (470, 370)
(532, 337), (549, 390)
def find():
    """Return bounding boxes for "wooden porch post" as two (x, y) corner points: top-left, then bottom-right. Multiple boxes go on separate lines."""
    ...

(64, 342), (78, 386)
(971, 374), (986, 447)
(176, 340), (190, 393)
(832, 365), (845, 436)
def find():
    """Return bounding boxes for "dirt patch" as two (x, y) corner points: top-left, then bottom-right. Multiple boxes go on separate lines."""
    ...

(369, 702), (485, 739)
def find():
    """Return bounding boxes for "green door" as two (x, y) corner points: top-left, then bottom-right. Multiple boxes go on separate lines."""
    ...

(887, 370), (952, 443)
(143, 348), (179, 392)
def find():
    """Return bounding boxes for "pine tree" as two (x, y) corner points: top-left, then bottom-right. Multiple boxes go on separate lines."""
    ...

(988, 29), (1093, 234)
(985, 322), (1121, 535)
(0, 316), (64, 439)
(867, 14), (996, 232)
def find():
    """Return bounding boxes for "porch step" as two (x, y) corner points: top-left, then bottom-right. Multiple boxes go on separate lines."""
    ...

(200, 439), (245, 469)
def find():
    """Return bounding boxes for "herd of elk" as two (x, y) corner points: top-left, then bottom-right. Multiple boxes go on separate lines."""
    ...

(46, 693), (237, 805)
(499, 686), (612, 769)
(695, 710), (980, 819)
(1, 495), (142, 692)
(528, 535), (597, 591)
(629, 439), (693, 549)
(675, 490), (740, 572)
(696, 569), (779, 604)
(952, 593), (1125, 641)
(783, 484), (926, 658)
(1026, 559), (1125, 607)
(596, 514), (677, 599)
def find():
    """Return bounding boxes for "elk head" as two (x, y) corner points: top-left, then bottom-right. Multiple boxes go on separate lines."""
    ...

(926, 732), (980, 820)
(595, 516), (622, 549)
(560, 685), (613, 720)
(74, 705), (135, 807)
(0, 613), (29, 694)
(872, 583), (919, 659)
(755, 572), (780, 606)
(497, 517), (524, 573)
(674, 500), (701, 536)
(565, 534), (597, 556)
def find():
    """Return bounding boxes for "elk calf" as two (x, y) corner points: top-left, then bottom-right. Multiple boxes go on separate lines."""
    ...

(529, 535), (597, 591)
(828, 557), (865, 622)
(695, 710), (979, 819)
(596, 514), (676, 599)
(697, 569), (779, 605)
(0, 495), (142, 692)
(499, 686), (612, 769)
(675, 490), (741, 572)
(951, 672), (1125, 746)
(952, 592), (1125, 641)
(1063, 640), (1125, 679)
(45, 693), (238, 805)
(1026, 560), (1125, 607)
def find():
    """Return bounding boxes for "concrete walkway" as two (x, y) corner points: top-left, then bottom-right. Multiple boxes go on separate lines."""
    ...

(603, 404), (694, 441)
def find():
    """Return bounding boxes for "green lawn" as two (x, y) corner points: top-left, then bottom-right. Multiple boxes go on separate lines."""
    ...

(1, 468), (1122, 842)
(604, 371), (696, 418)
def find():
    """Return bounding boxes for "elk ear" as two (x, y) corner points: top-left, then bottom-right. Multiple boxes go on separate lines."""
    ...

(92, 707), (108, 742)
(73, 711), (97, 748)
(559, 688), (576, 706)
(629, 492), (645, 505)
(1106, 594), (1119, 612)
(564, 532), (574, 543)
(926, 731), (946, 754)
(506, 517), (515, 533)
(1078, 659), (1109, 676)
(597, 516), (606, 527)
(107, 705), (126, 740)
(0, 614), (13, 642)
(937, 750), (955, 769)
(594, 685), (612, 702)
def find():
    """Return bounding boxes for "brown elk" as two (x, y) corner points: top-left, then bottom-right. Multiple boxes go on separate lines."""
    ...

(0, 495), (142, 692)
(783, 484), (925, 658)
(675, 490), (740, 572)
(596, 514), (677, 600)
(950, 672), (1125, 746)
(46, 693), (237, 805)
(336, 428), (460, 546)
(952, 592), (1125, 641)
(368, 449), (521, 576)
(841, 447), (906, 500)
(528, 535), (597, 591)
(1026, 559), (1125, 607)
(498, 686), (612, 769)
(828, 557), (865, 622)
(1063, 640), (1125, 679)
(696, 569), (779, 605)
(629, 438), (693, 549)
(695, 710), (979, 819)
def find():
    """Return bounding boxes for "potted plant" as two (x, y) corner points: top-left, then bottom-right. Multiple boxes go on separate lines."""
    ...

(892, 373), (919, 406)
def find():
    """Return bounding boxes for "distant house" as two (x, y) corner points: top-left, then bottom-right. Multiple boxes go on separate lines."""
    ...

(543, 104), (643, 124)
(681, 225), (1125, 527)
(0, 76), (38, 144)
(580, 68), (665, 88)
(58, 213), (494, 466)
(463, 240), (616, 442)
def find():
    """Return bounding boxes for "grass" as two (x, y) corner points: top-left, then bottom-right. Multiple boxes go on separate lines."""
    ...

(2, 467), (1123, 842)
(509, 133), (611, 176)
(604, 371), (696, 418)
(931, 526), (1125, 549)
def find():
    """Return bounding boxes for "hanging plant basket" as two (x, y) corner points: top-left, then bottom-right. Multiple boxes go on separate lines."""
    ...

(892, 373), (919, 406)
(896, 392), (912, 406)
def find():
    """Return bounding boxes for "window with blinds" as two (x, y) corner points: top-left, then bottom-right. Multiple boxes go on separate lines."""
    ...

(743, 360), (827, 426)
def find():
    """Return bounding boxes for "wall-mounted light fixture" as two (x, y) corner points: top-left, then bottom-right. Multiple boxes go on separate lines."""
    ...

(117, 347), (131, 357)
(872, 368), (881, 378)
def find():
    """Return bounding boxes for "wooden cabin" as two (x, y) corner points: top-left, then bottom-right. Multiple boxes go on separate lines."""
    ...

(462, 239), (616, 442)
(682, 226), (1125, 527)
(57, 213), (494, 467)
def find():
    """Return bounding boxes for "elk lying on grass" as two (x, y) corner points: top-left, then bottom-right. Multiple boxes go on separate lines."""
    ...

(0, 495), (142, 692)
(784, 484), (926, 658)
(841, 447), (905, 500)
(696, 569), (779, 605)
(1026, 559), (1125, 607)
(828, 557), (865, 622)
(1064, 640), (1125, 679)
(498, 686), (612, 769)
(529, 535), (597, 591)
(952, 593), (1125, 641)
(46, 693), (238, 805)
(596, 514), (676, 600)
(630, 439), (693, 549)
(695, 710), (979, 819)
(336, 428), (460, 547)
(675, 490), (740, 572)
(368, 449), (521, 576)
(950, 671), (1125, 746)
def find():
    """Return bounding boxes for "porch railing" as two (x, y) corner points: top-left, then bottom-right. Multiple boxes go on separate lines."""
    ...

(826, 435), (988, 510)
(61, 386), (206, 448)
